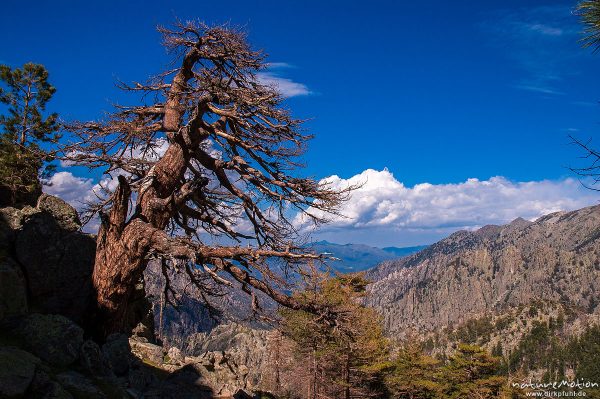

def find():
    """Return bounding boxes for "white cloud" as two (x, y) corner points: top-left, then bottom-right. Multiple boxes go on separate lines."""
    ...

(295, 169), (598, 244)
(44, 168), (599, 246)
(44, 171), (125, 233)
(526, 23), (563, 37)
(265, 62), (294, 69)
(43, 171), (94, 206)
(256, 72), (311, 98)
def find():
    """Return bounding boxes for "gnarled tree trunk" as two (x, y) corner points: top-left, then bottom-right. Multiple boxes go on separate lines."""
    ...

(65, 22), (350, 338)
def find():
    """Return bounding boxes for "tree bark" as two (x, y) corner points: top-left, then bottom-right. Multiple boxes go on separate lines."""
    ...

(92, 175), (147, 335)
(90, 175), (182, 336)
(90, 58), (197, 335)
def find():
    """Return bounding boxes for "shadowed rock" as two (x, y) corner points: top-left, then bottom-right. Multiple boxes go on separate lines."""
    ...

(0, 346), (41, 398)
(19, 314), (84, 367)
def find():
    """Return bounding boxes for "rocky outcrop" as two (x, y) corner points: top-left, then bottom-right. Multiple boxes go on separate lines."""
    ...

(185, 323), (272, 390)
(0, 258), (28, 320)
(0, 347), (41, 398)
(128, 323), (273, 397)
(366, 204), (600, 346)
(0, 312), (265, 398)
(0, 195), (270, 398)
(19, 314), (84, 367)
(0, 313), (129, 398)
(0, 194), (96, 324)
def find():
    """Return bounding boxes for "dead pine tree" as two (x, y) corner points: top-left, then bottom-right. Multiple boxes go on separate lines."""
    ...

(63, 21), (354, 336)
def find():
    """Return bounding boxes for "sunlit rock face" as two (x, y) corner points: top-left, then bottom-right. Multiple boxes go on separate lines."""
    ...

(365, 204), (600, 344)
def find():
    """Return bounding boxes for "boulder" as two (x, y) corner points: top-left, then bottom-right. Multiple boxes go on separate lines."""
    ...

(80, 340), (112, 377)
(55, 371), (106, 399)
(0, 194), (96, 325)
(127, 367), (156, 393)
(156, 363), (216, 399)
(15, 206), (96, 322)
(0, 346), (41, 398)
(0, 207), (20, 253)
(28, 369), (74, 399)
(102, 334), (131, 376)
(0, 257), (28, 321)
(20, 314), (84, 367)
(129, 339), (165, 366)
(36, 194), (81, 232)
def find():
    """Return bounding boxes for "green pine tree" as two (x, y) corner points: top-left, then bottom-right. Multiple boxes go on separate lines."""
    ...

(578, 0), (600, 51)
(440, 344), (510, 399)
(0, 63), (59, 206)
(279, 272), (389, 399)
(380, 342), (441, 399)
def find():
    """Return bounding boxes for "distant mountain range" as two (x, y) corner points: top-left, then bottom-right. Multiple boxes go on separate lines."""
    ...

(365, 204), (600, 368)
(147, 203), (600, 380)
(308, 240), (428, 272)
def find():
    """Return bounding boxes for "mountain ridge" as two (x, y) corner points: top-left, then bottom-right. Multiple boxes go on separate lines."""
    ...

(365, 204), (600, 355)
(308, 240), (428, 272)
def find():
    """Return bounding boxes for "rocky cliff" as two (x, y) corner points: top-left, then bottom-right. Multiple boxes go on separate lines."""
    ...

(0, 195), (271, 398)
(365, 204), (600, 355)
(0, 193), (96, 324)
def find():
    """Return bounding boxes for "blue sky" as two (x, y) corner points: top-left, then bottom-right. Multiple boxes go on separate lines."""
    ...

(2, 0), (599, 246)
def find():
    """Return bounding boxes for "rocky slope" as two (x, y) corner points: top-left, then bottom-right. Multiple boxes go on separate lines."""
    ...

(365, 204), (600, 355)
(0, 195), (269, 398)
(0, 193), (96, 324)
(142, 240), (427, 349)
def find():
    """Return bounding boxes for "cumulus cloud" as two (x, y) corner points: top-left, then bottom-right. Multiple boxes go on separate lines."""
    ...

(43, 171), (95, 206)
(43, 171), (119, 233)
(44, 168), (599, 245)
(295, 169), (598, 244)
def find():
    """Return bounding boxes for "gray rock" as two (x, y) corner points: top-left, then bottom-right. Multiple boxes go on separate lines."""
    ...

(15, 206), (96, 322)
(56, 371), (106, 399)
(0, 207), (23, 228)
(0, 195), (95, 323)
(40, 383), (74, 399)
(165, 346), (184, 365)
(80, 340), (113, 377)
(0, 257), (28, 321)
(129, 339), (164, 366)
(185, 323), (271, 391)
(155, 363), (216, 399)
(36, 193), (81, 232)
(20, 314), (84, 367)
(102, 334), (131, 376)
(28, 369), (74, 399)
(0, 346), (41, 398)
(128, 367), (156, 392)
(0, 207), (20, 253)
